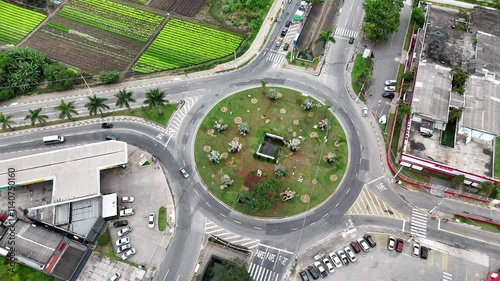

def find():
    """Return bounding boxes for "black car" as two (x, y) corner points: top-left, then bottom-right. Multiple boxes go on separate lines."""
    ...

(102, 123), (113, 128)
(349, 37), (355, 44)
(364, 234), (377, 247)
(281, 28), (288, 37)
(113, 220), (128, 227)
(283, 43), (290, 51)
(382, 92), (395, 99)
(306, 265), (319, 280)
(285, 20), (292, 28)
(106, 135), (118, 140)
(420, 246), (428, 259)
(299, 269), (310, 281)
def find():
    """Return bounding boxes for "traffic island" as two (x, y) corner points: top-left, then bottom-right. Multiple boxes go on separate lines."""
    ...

(194, 87), (348, 217)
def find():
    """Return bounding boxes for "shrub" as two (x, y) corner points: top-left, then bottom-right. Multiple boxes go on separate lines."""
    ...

(99, 71), (120, 84)
(208, 150), (222, 164)
(274, 164), (287, 177)
(451, 175), (465, 188)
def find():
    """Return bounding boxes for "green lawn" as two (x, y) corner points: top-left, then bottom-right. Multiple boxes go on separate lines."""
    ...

(158, 206), (167, 231)
(351, 54), (373, 95)
(0, 256), (53, 281)
(495, 137), (500, 179)
(452, 216), (500, 233)
(194, 87), (348, 217)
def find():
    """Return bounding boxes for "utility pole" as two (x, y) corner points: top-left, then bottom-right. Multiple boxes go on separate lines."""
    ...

(81, 75), (92, 95)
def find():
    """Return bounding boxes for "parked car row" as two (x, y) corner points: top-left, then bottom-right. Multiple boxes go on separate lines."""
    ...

(387, 236), (428, 259)
(300, 234), (376, 280)
(382, 80), (397, 99)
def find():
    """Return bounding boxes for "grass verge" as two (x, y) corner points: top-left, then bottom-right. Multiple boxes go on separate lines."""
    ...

(158, 206), (167, 231)
(0, 256), (54, 280)
(403, 21), (414, 51)
(95, 229), (139, 267)
(351, 54), (373, 95)
(1, 104), (177, 133)
(495, 137), (500, 179)
(452, 216), (500, 233)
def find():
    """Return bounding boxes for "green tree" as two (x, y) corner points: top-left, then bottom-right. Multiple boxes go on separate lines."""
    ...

(43, 63), (79, 91)
(398, 101), (412, 116)
(478, 181), (494, 196)
(54, 100), (78, 121)
(451, 67), (470, 95)
(448, 107), (464, 121)
(411, 7), (426, 28)
(238, 179), (281, 213)
(85, 94), (110, 117)
(213, 258), (252, 281)
(260, 80), (267, 94)
(0, 113), (15, 131)
(451, 175), (465, 188)
(24, 108), (48, 126)
(0, 88), (16, 101)
(1, 48), (46, 94)
(492, 184), (500, 200)
(99, 71), (120, 84)
(315, 28), (336, 49)
(402, 71), (414, 81)
(114, 88), (136, 112)
(144, 88), (168, 115)
(362, 0), (404, 42)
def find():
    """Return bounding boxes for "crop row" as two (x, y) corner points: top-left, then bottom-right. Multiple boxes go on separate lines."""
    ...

(132, 19), (242, 73)
(0, 1), (46, 44)
(59, 0), (163, 42)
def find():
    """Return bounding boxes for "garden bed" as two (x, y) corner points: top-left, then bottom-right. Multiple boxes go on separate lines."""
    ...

(194, 87), (348, 217)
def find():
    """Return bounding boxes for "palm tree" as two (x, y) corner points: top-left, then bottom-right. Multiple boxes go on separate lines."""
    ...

(24, 108), (48, 126)
(144, 88), (168, 115)
(260, 80), (267, 94)
(85, 94), (110, 117)
(115, 88), (136, 112)
(0, 113), (15, 131)
(315, 29), (336, 49)
(54, 100), (78, 121)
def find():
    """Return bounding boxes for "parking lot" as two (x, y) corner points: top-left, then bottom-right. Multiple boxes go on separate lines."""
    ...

(100, 146), (174, 271)
(296, 229), (491, 281)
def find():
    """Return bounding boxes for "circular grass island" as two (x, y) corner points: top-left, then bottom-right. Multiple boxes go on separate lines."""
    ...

(194, 87), (348, 217)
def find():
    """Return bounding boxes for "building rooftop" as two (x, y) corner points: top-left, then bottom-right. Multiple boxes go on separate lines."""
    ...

(412, 62), (452, 123)
(0, 141), (127, 204)
(0, 220), (63, 264)
(472, 31), (500, 79)
(471, 7), (500, 37)
(422, 6), (475, 67)
(463, 76), (500, 136)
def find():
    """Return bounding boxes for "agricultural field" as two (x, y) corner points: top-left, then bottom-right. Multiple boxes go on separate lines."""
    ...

(0, 0), (46, 44)
(22, 0), (166, 72)
(150, 0), (206, 17)
(132, 18), (242, 73)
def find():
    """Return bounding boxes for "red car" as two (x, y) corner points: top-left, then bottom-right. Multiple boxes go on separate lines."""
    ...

(350, 241), (361, 253)
(395, 238), (404, 253)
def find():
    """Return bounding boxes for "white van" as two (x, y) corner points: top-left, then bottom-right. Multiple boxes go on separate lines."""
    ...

(119, 209), (134, 217)
(42, 135), (65, 144)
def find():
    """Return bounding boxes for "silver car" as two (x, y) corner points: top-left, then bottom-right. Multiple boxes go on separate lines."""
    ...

(115, 237), (130, 246)
(116, 243), (131, 254)
(384, 80), (397, 86)
(328, 251), (343, 268)
(121, 248), (136, 260)
(384, 86), (396, 92)
(117, 226), (132, 237)
(344, 246), (357, 263)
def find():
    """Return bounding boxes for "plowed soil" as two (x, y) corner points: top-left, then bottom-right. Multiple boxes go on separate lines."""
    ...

(150, 0), (206, 17)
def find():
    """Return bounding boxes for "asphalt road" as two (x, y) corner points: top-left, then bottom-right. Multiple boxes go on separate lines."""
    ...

(1, 1), (498, 281)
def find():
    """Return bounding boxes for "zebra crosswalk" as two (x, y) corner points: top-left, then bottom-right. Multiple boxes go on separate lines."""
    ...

(442, 272), (453, 281)
(410, 208), (428, 238)
(165, 97), (198, 137)
(266, 51), (285, 68)
(205, 219), (260, 249)
(334, 27), (359, 39)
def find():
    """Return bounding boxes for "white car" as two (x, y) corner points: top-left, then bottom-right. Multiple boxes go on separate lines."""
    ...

(357, 238), (370, 252)
(148, 213), (155, 229)
(116, 243), (131, 254)
(337, 249), (349, 265)
(387, 236), (396, 251)
(276, 38), (283, 47)
(362, 107), (368, 117)
(344, 246), (357, 263)
(384, 80), (397, 86)
(322, 258), (335, 273)
(117, 226), (132, 237)
(121, 197), (134, 203)
(384, 86), (396, 92)
(412, 243), (420, 258)
(328, 252), (343, 268)
(108, 272), (121, 281)
(121, 248), (136, 260)
(115, 237), (130, 246)
(313, 261), (327, 278)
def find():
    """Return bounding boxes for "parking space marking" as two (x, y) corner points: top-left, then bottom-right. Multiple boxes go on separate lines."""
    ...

(346, 185), (406, 220)
(428, 248), (435, 267)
